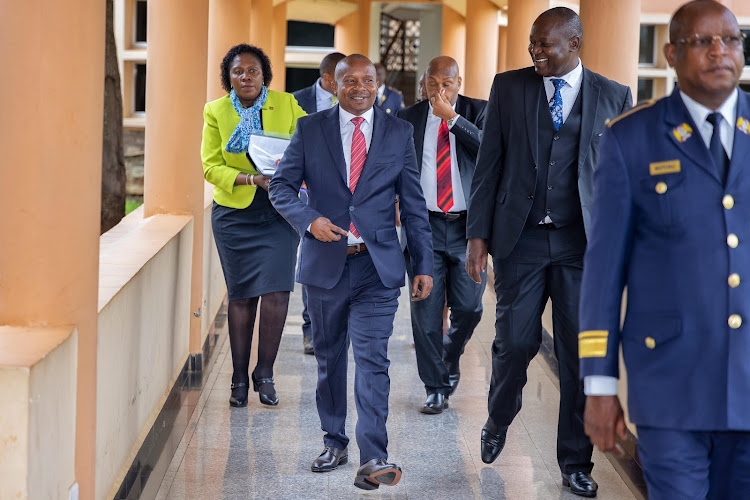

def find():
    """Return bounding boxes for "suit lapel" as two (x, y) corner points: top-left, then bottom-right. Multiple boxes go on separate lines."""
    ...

(525, 72), (542, 168)
(320, 106), (348, 184)
(577, 68), (600, 173)
(353, 107), (389, 196)
(727, 91), (750, 187)
(414, 101), (429, 172)
(664, 90), (720, 183)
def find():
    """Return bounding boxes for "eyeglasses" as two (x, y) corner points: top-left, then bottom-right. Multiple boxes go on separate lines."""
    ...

(675, 33), (746, 50)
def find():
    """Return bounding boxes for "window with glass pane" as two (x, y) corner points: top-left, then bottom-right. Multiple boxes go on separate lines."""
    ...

(135, 0), (147, 45)
(637, 79), (654, 103)
(639, 25), (655, 65)
(743, 29), (750, 66)
(134, 64), (146, 113)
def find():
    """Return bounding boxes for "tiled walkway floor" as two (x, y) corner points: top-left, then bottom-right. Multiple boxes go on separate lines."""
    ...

(155, 282), (636, 499)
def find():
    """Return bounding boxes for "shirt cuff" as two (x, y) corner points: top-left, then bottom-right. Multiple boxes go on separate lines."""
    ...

(583, 376), (618, 396)
(306, 223), (312, 233)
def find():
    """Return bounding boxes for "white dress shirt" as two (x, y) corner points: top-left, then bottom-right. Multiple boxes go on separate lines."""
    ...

(315, 78), (337, 113)
(584, 88), (740, 398)
(339, 106), (374, 245)
(377, 84), (386, 102)
(420, 103), (466, 212)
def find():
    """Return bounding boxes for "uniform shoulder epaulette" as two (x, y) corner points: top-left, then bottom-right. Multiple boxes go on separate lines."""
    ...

(388, 86), (402, 94)
(606, 99), (657, 128)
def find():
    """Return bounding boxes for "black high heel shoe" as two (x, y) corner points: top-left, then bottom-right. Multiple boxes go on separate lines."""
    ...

(251, 371), (279, 406)
(229, 382), (249, 407)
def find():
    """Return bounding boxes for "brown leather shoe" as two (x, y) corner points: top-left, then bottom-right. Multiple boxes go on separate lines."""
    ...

(354, 458), (402, 490)
(311, 446), (348, 473)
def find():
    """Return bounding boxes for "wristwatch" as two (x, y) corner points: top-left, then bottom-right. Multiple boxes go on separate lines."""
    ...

(446, 114), (459, 128)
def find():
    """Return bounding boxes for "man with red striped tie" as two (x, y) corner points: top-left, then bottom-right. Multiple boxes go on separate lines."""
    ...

(397, 56), (487, 414)
(270, 54), (434, 491)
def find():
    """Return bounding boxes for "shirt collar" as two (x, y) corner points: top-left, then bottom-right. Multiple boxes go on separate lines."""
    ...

(378, 84), (386, 97)
(339, 105), (374, 128)
(680, 88), (738, 129)
(543, 58), (583, 89)
(315, 78), (333, 99)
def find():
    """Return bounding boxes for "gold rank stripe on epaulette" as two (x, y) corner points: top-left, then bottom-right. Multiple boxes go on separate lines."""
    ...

(606, 98), (657, 128)
(579, 330), (608, 358)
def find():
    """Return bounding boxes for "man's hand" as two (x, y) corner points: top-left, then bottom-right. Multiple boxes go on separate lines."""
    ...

(430, 89), (458, 122)
(411, 275), (433, 301)
(310, 217), (348, 242)
(584, 395), (627, 456)
(255, 174), (272, 191)
(466, 238), (488, 284)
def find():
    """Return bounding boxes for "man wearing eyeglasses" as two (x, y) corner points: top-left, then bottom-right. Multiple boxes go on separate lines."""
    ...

(578, 1), (750, 498)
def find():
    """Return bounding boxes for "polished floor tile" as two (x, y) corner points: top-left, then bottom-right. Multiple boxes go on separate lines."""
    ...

(155, 281), (636, 499)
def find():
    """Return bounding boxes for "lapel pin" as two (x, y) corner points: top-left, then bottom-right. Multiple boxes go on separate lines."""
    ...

(737, 117), (750, 135)
(672, 123), (693, 143)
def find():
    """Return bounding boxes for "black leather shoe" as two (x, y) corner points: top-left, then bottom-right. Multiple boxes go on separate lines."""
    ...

(480, 426), (507, 464)
(444, 358), (460, 396)
(229, 382), (248, 407)
(420, 392), (448, 414)
(562, 472), (598, 497)
(354, 458), (402, 490)
(251, 371), (279, 406)
(311, 446), (348, 472)
(303, 335), (314, 355)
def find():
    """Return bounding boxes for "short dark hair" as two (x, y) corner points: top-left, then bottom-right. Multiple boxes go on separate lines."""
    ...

(536, 7), (583, 41)
(669, 0), (733, 43)
(220, 44), (273, 92)
(320, 52), (346, 77)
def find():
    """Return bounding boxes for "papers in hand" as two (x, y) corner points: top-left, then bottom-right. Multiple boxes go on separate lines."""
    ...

(248, 131), (292, 176)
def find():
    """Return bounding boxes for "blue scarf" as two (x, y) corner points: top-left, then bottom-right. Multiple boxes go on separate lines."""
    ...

(225, 86), (268, 154)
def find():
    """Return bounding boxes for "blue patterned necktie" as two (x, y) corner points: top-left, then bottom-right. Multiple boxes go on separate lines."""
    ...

(549, 78), (566, 130)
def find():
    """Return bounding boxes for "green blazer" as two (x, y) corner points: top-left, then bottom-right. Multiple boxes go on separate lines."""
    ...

(201, 90), (306, 208)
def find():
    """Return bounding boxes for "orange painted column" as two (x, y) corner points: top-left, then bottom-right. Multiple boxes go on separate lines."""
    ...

(0, 0), (104, 498)
(270, 2), (288, 92)
(144, 0), (209, 355)
(580, 0), (641, 95)
(464, 0), (499, 99)
(497, 25), (508, 73)
(441, 5), (466, 80)
(505, 0), (548, 71)
(335, 0), (370, 56)
(207, 0), (252, 101)
(250, 0), (274, 53)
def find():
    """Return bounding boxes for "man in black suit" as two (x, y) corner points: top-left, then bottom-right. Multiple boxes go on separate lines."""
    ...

(292, 51), (345, 355)
(397, 56), (486, 414)
(465, 7), (631, 497)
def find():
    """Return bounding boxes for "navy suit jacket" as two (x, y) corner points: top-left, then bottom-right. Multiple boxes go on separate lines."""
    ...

(269, 105), (434, 290)
(466, 66), (632, 259)
(376, 86), (405, 115)
(292, 83), (318, 115)
(579, 89), (750, 431)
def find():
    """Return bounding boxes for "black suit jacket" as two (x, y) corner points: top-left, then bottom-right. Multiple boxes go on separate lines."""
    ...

(397, 94), (486, 204)
(292, 83), (317, 114)
(466, 66), (632, 259)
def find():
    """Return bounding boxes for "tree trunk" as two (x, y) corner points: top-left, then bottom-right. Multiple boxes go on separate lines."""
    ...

(101, 0), (126, 234)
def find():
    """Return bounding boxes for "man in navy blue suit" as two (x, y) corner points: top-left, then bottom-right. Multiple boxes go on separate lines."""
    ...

(270, 54), (433, 491)
(375, 63), (405, 114)
(579, 2), (750, 498)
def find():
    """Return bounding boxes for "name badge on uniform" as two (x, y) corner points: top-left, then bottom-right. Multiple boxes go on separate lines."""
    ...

(650, 160), (681, 176)
(672, 123), (693, 143)
(738, 117), (750, 135)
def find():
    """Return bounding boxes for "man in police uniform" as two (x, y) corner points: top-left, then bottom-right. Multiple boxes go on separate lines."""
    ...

(579, 1), (750, 498)
(375, 63), (405, 114)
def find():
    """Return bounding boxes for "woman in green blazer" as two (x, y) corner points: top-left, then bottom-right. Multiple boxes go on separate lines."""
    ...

(201, 44), (306, 408)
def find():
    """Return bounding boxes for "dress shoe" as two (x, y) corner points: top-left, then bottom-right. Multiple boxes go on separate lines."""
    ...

(444, 358), (460, 396)
(229, 382), (248, 407)
(251, 371), (279, 406)
(420, 392), (448, 414)
(303, 335), (314, 355)
(311, 446), (348, 472)
(562, 472), (598, 497)
(480, 426), (507, 464)
(354, 458), (402, 490)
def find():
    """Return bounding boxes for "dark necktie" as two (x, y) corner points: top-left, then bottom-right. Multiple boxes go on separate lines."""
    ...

(706, 112), (729, 184)
(436, 120), (454, 213)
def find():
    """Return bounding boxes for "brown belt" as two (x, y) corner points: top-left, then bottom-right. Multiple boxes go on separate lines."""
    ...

(347, 242), (368, 255)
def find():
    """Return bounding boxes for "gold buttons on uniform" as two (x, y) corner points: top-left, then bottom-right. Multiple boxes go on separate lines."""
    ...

(729, 315), (742, 329)
(645, 337), (656, 349)
(655, 182), (668, 194)
(723, 195), (735, 209)
(727, 233), (739, 248)
(728, 273), (741, 288)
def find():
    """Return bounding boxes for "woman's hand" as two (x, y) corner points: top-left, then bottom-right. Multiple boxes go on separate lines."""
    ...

(255, 174), (272, 191)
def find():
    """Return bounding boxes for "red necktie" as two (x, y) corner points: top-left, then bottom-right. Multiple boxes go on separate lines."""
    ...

(436, 120), (454, 212)
(349, 117), (366, 238)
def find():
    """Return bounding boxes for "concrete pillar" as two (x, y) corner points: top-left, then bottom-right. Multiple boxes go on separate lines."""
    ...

(506, 0), (548, 71)
(464, 0), (499, 99)
(497, 25), (508, 73)
(580, 0), (641, 95)
(441, 5), (466, 80)
(207, 0), (252, 101)
(0, 0), (104, 497)
(250, 0), (274, 52)
(145, 0), (209, 355)
(270, 2), (288, 92)
(335, 0), (370, 56)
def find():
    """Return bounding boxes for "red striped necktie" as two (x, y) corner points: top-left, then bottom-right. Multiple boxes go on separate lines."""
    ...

(436, 120), (454, 213)
(349, 116), (366, 237)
